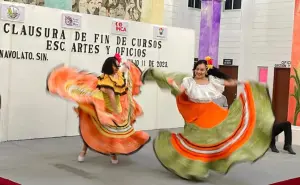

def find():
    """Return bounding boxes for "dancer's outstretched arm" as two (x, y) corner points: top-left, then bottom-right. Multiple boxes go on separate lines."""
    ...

(167, 78), (186, 96)
(224, 79), (244, 86)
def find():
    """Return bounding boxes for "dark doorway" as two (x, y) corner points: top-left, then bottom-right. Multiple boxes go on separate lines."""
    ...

(272, 67), (290, 122)
(218, 65), (239, 107)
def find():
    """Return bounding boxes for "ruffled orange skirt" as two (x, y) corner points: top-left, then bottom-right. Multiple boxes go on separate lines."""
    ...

(77, 104), (150, 155)
(47, 61), (150, 155)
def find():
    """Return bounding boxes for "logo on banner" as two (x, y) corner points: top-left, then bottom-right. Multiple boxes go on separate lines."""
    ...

(159, 28), (164, 35)
(153, 26), (168, 40)
(61, 13), (81, 29)
(111, 20), (128, 35)
(64, 16), (73, 26)
(7, 5), (20, 19)
(0, 3), (25, 22)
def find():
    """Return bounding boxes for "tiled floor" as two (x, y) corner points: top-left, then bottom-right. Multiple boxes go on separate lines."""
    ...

(0, 129), (299, 185)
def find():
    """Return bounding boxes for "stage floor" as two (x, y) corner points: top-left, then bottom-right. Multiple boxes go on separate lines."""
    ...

(0, 128), (299, 185)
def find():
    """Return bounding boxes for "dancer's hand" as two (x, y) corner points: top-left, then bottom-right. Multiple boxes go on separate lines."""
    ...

(167, 77), (174, 85)
(167, 78), (179, 88)
(224, 79), (239, 86)
(123, 61), (130, 69)
(112, 112), (123, 124)
(73, 107), (79, 116)
(119, 62), (130, 72)
(99, 112), (122, 126)
(99, 115), (117, 126)
(232, 80), (239, 86)
(237, 81), (246, 85)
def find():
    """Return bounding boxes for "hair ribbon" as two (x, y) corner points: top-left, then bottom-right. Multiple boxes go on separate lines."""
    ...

(114, 53), (122, 65)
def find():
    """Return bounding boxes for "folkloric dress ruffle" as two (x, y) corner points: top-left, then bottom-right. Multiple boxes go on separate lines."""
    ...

(142, 68), (274, 180)
(46, 61), (150, 155)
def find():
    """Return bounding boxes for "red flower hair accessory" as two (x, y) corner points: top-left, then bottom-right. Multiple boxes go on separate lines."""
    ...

(114, 53), (122, 65)
(205, 56), (213, 65)
(205, 56), (213, 69)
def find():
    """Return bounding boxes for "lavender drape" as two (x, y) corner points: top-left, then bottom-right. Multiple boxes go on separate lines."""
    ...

(198, 0), (222, 67)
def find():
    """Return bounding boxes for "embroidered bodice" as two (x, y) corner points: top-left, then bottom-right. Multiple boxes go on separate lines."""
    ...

(97, 70), (128, 95)
(181, 76), (225, 103)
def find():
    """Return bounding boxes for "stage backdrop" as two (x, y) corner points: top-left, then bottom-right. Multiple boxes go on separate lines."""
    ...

(288, 0), (300, 126)
(2, 0), (164, 25)
(0, 2), (194, 141)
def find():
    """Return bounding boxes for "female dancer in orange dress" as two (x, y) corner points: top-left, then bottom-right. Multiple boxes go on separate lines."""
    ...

(142, 57), (274, 180)
(47, 54), (150, 164)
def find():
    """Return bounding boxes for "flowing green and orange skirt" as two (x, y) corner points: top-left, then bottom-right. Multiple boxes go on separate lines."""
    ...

(142, 68), (274, 180)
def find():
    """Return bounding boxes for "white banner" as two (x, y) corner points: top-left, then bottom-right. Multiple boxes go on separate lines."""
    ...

(61, 13), (81, 30)
(153, 26), (168, 40)
(111, 19), (128, 36)
(0, 3), (25, 23)
(0, 3), (195, 140)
